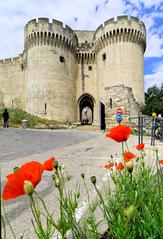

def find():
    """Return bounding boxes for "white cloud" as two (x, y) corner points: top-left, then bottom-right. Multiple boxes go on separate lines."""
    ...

(145, 64), (163, 90)
(0, 0), (128, 58)
(141, 12), (163, 57)
(0, 0), (162, 59)
(145, 34), (163, 57)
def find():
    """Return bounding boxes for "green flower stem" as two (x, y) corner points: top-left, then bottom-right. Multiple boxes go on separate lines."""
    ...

(122, 141), (124, 154)
(83, 178), (99, 236)
(94, 184), (112, 225)
(83, 178), (90, 203)
(33, 191), (59, 230)
(1, 214), (6, 239)
(2, 199), (17, 239)
(30, 195), (46, 238)
(125, 141), (129, 152)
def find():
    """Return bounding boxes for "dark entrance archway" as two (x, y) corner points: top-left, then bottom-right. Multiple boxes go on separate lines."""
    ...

(78, 94), (94, 125)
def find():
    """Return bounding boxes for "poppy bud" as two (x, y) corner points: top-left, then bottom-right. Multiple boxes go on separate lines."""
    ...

(81, 173), (85, 179)
(124, 205), (136, 221)
(126, 161), (134, 173)
(24, 180), (34, 196)
(13, 167), (19, 173)
(90, 176), (96, 185)
(55, 177), (60, 187)
(53, 161), (59, 170)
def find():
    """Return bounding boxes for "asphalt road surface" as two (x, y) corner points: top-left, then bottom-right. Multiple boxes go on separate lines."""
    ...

(0, 128), (101, 162)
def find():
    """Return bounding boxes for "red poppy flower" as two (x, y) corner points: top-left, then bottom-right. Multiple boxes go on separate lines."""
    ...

(106, 125), (132, 143)
(124, 152), (136, 162)
(159, 160), (163, 165)
(2, 157), (55, 200)
(42, 156), (55, 171)
(104, 162), (114, 169)
(136, 143), (145, 151)
(116, 162), (124, 171)
(2, 162), (43, 200)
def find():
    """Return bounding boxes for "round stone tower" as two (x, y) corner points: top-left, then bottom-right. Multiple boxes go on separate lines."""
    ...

(24, 18), (78, 121)
(94, 16), (146, 105)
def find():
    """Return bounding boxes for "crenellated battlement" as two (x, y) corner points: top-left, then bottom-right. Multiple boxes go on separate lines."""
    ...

(24, 18), (78, 51)
(93, 15), (146, 53)
(0, 54), (23, 65)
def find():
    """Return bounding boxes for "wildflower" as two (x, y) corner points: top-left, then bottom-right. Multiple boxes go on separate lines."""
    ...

(124, 152), (136, 162)
(104, 162), (114, 169)
(126, 161), (134, 173)
(43, 156), (55, 171)
(136, 143), (145, 151)
(106, 125), (131, 143)
(2, 157), (55, 200)
(2, 162), (43, 200)
(116, 162), (124, 171)
(159, 160), (163, 165)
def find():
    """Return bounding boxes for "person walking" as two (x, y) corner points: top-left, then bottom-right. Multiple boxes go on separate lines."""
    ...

(2, 109), (9, 128)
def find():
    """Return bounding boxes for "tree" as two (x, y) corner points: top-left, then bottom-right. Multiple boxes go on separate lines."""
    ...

(141, 84), (163, 116)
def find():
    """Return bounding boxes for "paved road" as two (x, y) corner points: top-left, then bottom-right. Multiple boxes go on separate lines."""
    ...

(0, 128), (101, 161)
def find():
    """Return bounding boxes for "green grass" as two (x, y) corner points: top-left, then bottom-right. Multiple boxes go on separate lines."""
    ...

(0, 107), (62, 128)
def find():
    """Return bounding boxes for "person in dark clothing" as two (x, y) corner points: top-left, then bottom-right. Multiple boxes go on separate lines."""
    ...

(2, 109), (9, 128)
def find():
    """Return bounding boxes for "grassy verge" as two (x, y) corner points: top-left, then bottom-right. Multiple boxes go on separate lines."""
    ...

(0, 107), (62, 129)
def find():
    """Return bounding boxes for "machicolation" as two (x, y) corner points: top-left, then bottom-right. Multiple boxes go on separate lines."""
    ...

(0, 15), (146, 128)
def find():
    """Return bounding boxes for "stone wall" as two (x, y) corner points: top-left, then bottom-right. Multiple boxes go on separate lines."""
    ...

(0, 55), (25, 109)
(104, 84), (140, 128)
(0, 16), (146, 127)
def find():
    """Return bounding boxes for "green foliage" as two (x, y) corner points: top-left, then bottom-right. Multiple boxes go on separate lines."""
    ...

(141, 84), (163, 116)
(103, 166), (162, 239)
(0, 107), (60, 128)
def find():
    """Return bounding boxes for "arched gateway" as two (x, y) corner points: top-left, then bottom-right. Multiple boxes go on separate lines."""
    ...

(78, 94), (95, 125)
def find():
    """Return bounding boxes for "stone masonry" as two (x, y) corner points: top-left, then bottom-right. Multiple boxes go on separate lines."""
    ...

(0, 15), (146, 128)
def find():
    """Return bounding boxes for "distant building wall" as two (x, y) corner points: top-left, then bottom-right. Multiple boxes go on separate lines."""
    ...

(0, 55), (25, 109)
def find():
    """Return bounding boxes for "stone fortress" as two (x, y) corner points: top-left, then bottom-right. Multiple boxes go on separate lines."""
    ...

(0, 15), (146, 128)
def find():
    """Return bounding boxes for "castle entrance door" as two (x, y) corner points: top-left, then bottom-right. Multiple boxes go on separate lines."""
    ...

(78, 94), (94, 125)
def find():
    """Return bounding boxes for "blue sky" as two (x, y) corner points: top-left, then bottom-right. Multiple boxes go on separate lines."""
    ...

(0, 0), (162, 91)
